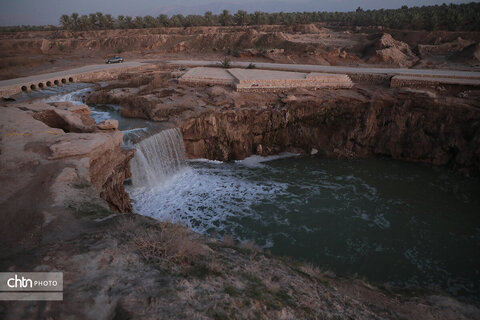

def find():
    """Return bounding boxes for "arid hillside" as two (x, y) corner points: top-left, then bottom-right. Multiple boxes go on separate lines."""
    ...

(1, 24), (480, 80)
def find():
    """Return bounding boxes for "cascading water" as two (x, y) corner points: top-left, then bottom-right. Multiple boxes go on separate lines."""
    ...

(41, 87), (93, 105)
(128, 128), (187, 188)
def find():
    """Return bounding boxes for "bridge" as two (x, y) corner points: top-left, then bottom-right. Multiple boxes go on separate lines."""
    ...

(0, 61), (149, 98)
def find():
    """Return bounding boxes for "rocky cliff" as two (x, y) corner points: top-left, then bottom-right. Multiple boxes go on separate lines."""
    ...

(89, 77), (480, 176)
(0, 101), (133, 251)
(88, 78), (479, 176)
(179, 88), (480, 177)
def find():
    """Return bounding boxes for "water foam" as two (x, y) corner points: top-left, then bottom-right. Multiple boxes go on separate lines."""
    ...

(235, 152), (298, 168)
(40, 87), (93, 105)
(128, 128), (187, 189)
(129, 162), (288, 235)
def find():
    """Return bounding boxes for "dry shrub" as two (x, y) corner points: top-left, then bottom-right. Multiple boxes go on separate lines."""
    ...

(222, 234), (235, 246)
(115, 216), (140, 234)
(241, 240), (260, 252)
(126, 76), (152, 88)
(299, 263), (335, 279)
(118, 73), (136, 81)
(139, 72), (171, 94)
(132, 223), (208, 267)
(207, 259), (223, 274)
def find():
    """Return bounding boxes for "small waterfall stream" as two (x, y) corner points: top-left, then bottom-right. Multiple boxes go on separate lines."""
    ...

(128, 128), (187, 188)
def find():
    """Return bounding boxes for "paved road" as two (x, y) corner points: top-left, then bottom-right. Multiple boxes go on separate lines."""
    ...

(167, 60), (480, 79)
(0, 61), (147, 88)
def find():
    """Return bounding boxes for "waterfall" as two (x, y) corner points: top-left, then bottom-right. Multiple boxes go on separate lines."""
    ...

(38, 86), (93, 105)
(129, 128), (187, 188)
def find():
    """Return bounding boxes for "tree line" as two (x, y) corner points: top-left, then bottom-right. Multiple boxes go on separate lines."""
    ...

(2, 2), (480, 32)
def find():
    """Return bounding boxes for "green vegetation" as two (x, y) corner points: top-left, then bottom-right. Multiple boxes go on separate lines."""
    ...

(1, 3), (479, 32)
(219, 57), (232, 68)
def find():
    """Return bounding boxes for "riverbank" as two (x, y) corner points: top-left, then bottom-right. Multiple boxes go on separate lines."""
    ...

(1, 65), (480, 318)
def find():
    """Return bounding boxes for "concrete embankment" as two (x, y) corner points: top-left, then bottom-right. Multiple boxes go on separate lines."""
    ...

(169, 60), (480, 88)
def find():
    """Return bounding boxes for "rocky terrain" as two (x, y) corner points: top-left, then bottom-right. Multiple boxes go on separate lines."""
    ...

(1, 65), (480, 318)
(1, 21), (480, 319)
(1, 24), (480, 80)
(87, 66), (480, 177)
(0, 101), (133, 251)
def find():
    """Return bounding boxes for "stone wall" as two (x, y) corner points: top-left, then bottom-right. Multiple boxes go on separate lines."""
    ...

(178, 76), (235, 87)
(391, 75), (480, 89)
(235, 74), (353, 92)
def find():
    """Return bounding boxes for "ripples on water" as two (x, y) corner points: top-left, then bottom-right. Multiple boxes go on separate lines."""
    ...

(128, 155), (480, 301)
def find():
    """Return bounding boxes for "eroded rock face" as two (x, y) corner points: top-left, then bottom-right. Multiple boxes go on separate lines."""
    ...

(90, 144), (135, 212)
(0, 102), (134, 250)
(179, 90), (480, 176)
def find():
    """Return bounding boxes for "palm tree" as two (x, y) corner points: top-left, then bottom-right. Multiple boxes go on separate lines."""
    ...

(204, 11), (213, 26)
(104, 14), (114, 29)
(234, 10), (248, 26)
(88, 13), (97, 29)
(78, 15), (89, 30)
(96, 12), (105, 29)
(70, 13), (79, 30)
(144, 15), (156, 28)
(219, 10), (232, 26)
(157, 14), (169, 27)
(59, 14), (72, 29)
(134, 16), (145, 28)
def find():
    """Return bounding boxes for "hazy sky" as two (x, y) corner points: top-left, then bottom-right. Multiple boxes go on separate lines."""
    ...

(0, 0), (475, 26)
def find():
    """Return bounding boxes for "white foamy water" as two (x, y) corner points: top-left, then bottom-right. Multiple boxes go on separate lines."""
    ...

(40, 87), (93, 105)
(128, 128), (187, 189)
(129, 162), (288, 234)
(235, 153), (298, 168)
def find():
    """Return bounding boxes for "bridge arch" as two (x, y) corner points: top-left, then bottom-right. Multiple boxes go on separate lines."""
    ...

(46, 81), (52, 87)
(68, 77), (73, 82)
(61, 78), (66, 84)
(38, 82), (44, 89)
(54, 80), (59, 85)
(30, 84), (36, 90)
(21, 86), (27, 92)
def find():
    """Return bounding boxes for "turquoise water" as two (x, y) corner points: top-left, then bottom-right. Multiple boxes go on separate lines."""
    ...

(130, 155), (480, 301)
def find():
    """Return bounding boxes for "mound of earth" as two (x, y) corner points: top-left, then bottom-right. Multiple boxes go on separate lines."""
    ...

(367, 33), (419, 67)
(291, 23), (324, 34)
(418, 37), (476, 58)
(448, 42), (480, 64)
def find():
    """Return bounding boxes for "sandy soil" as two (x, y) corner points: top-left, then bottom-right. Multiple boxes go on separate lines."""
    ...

(1, 24), (479, 80)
